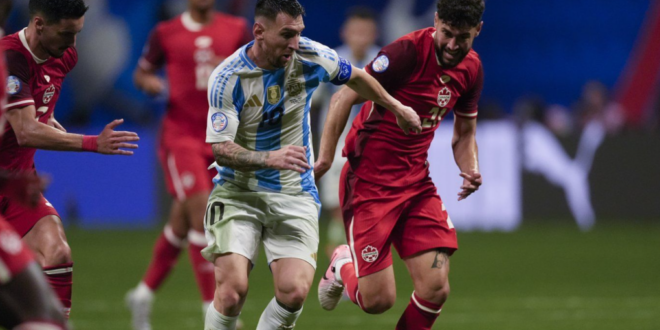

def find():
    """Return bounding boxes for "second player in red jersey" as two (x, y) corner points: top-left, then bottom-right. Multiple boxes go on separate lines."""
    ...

(125, 1), (251, 329)
(316, 1), (486, 329)
(0, 0), (139, 320)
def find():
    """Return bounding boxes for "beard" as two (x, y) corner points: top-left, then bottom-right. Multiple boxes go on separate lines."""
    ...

(437, 45), (468, 68)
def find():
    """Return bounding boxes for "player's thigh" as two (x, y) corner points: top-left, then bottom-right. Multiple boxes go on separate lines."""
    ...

(403, 248), (451, 302)
(212, 253), (251, 293)
(201, 182), (264, 266)
(22, 215), (70, 266)
(263, 192), (320, 269)
(2, 194), (59, 238)
(356, 265), (396, 303)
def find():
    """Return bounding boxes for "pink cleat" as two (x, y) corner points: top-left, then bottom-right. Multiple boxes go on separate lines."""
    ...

(318, 245), (352, 311)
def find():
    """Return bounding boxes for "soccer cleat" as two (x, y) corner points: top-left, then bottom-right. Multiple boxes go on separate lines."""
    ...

(318, 244), (352, 311)
(125, 288), (154, 330)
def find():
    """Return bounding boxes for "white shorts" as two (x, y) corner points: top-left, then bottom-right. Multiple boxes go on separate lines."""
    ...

(202, 180), (320, 268)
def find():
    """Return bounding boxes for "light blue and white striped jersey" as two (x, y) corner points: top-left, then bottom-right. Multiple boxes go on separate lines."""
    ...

(206, 37), (353, 203)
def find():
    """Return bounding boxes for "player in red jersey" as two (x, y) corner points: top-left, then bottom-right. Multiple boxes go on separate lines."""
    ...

(125, 0), (250, 329)
(316, 1), (485, 329)
(0, 0), (139, 320)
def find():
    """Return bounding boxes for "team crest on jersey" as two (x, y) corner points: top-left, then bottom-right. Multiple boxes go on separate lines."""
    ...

(6, 76), (21, 95)
(362, 245), (379, 263)
(372, 55), (389, 73)
(195, 36), (213, 48)
(285, 78), (304, 97)
(211, 112), (228, 132)
(437, 87), (451, 107)
(267, 85), (281, 105)
(43, 85), (56, 104)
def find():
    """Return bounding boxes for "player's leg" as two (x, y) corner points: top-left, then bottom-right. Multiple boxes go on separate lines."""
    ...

(393, 179), (457, 330)
(21, 213), (72, 319)
(0, 218), (65, 329)
(126, 201), (187, 330)
(183, 192), (215, 311)
(319, 164), (399, 314)
(203, 181), (262, 330)
(0, 263), (66, 329)
(256, 191), (320, 329)
(205, 253), (250, 330)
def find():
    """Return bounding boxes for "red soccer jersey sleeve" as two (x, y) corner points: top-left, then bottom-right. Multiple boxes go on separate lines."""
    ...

(453, 61), (483, 118)
(140, 27), (166, 71)
(364, 38), (417, 92)
(4, 49), (34, 111)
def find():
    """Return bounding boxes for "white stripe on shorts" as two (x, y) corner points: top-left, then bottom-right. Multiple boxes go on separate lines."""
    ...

(167, 153), (187, 201)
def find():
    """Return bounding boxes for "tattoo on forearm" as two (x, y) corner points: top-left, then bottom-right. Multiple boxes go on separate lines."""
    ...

(431, 250), (449, 269)
(213, 142), (269, 171)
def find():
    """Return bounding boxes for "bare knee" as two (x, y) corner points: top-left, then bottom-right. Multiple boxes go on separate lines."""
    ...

(215, 280), (248, 312)
(275, 281), (310, 310)
(417, 279), (450, 306)
(361, 289), (396, 314)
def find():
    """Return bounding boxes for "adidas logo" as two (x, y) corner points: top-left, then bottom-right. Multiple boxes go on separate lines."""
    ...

(245, 95), (263, 107)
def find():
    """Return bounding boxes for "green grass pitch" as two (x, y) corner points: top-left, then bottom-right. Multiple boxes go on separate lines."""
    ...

(65, 222), (660, 329)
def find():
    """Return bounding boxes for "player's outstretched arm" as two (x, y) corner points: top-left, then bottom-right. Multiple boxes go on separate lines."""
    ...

(452, 115), (482, 200)
(6, 106), (139, 155)
(345, 67), (421, 135)
(314, 86), (362, 179)
(212, 142), (310, 173)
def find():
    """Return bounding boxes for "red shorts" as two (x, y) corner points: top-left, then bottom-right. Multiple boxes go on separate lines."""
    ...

(340, 163), (458, 278)
(0, 194), (59, 237)
(0, 216), (35, 285)
(158, 142), (216, 201)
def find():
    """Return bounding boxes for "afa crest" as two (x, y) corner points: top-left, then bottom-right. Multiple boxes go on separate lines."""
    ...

(437, 87), (451, 107)
(285, 79), (304, 97)
(267, 85), (281, 105)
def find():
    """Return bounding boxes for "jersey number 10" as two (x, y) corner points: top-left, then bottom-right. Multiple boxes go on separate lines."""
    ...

(259, 107), (284, 128)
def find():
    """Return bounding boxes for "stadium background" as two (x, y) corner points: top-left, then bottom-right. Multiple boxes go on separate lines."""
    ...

(4, 0), (660, 329)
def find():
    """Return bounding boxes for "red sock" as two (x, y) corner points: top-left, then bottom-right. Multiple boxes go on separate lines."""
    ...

(42, 263), (73, 319)
(339, 262), (364, 308)
(396, 292), (443, 330)
(187, 230), (215, 302)
(142, 227), (183, 290)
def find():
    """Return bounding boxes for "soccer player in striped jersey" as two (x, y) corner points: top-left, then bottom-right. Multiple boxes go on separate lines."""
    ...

(201, 1), (421, 329)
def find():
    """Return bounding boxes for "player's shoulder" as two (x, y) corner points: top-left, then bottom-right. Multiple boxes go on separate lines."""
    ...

(153, 15), (184, 35)
(61, 47), (78, 70)
(456, 49), (482, 77)
(1, 32), (21, 49)
(295, 37), (337, 65)
(209, 47), (250, 84)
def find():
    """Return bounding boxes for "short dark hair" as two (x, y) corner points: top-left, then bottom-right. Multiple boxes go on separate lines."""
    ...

(255, 0), (305, 20)
(29, 0), (88, 24)
(345, 6), (377, 22)
(436, 0), (485, 28)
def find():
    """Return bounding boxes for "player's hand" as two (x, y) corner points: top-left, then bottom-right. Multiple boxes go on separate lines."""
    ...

(48, 115), (66, 132)
(97, 119), (140, 155)
(458, 171), (482, 201)
(266, 145), (311, 173)
(141, 75), (166, 96)
(0, 172), (47, 207)
(394, 105), (422, 135)
(313, 156), (332, 180)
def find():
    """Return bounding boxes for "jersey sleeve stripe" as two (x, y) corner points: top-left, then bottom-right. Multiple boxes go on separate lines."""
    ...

(216, 64), (245, 108)
(210, 59), (243, 108)
(3, 99), (35, 110)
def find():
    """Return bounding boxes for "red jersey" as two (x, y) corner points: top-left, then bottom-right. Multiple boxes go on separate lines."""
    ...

(0, 29), (77, 172)
(0, 45), (7, 140)
(140, 12), (250, 147)
(343, 27), (484, 187)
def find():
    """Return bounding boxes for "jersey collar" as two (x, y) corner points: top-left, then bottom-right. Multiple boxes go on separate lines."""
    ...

(19, 28), (48, 64)
(431, 31), (442, 67)
(181, 11), (205, 32)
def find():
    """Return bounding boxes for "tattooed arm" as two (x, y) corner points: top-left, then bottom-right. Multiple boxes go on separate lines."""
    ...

(212, 141), (312, 173)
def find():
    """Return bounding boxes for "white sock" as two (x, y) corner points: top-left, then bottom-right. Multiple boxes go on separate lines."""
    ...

(205, 303), (239, 330)
(134, 281), (154, 301)
(334, 259), (352, 284)
(256, 297), (302, 330)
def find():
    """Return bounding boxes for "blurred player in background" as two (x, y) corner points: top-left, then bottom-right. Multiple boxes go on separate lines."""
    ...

(0, 0), (139, 319)
(0, 2), (68, 328)
(124, 0), (250, 329)
(316, 1), (485, 329)
(202, 0), (420, 329)
(315, 7), (380, 257)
